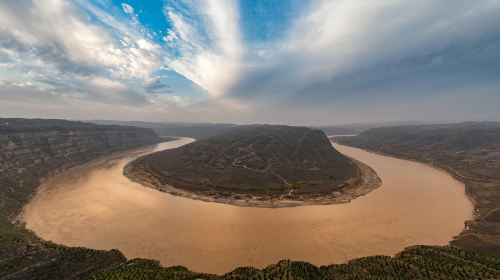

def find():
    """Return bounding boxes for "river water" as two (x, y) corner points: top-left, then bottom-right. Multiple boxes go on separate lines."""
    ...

(22, 137), (473, 274)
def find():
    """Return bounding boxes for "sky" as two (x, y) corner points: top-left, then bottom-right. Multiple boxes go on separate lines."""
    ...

(0, 0), (499, 125)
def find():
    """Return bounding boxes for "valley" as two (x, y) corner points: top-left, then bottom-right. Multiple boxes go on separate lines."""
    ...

(0, 119), (498, 279)
(22, 136), (473, 274)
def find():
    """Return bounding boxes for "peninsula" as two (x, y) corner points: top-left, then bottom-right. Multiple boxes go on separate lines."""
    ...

(125, 125), (380, 207)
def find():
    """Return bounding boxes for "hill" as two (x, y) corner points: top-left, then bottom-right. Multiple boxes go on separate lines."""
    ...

(336, 122), (500, 257)
(89, 120), (237, 139)
(126, 125), (380, 207)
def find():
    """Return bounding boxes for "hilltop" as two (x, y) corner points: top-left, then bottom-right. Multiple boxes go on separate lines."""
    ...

(126, 125), (380, 207)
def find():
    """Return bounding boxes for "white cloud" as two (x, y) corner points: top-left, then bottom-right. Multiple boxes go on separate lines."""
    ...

(224, 0), (500, 102)
(0, 0), (168, 113)
(121, 3), (134, 14)
(163, 29), (178, 47)
(88, 77), (126, 90)
(0, 0), (162, 80)
(163, 0), (243, 97)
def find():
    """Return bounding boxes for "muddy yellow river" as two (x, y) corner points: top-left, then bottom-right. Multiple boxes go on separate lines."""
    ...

(22, 137), (473, 274)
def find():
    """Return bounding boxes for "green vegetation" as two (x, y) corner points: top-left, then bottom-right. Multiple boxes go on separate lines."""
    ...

(90, 246), (500, 280)
(0, 236), (126, 279)
(336, 121), (500, 256)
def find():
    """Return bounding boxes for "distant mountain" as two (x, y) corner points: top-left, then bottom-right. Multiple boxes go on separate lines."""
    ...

(316, 126), (358, 136)
(89, 120), (237, 139)
(89, 119), (446, 141)
(128, 125), (360, 198)
(317, 120), (448, 135)
(340, 122), (500, 155)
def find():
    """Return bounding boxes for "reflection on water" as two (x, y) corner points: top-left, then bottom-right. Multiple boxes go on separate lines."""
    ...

(23, 137), (473, 274)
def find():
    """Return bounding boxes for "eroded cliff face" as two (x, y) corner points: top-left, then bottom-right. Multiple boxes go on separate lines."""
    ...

(0, 118), (161, 219)
(0, 118), (161, 279)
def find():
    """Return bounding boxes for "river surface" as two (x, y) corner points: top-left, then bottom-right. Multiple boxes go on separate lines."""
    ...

(23, 137), (473, 274)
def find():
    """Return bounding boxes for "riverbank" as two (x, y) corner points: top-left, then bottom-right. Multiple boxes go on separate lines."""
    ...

(22, 137), (473, 274)
(334, 124), (500, 257)
(2, 121), (494, 279)
(123, 153), (381, 208)
(0, 119), (163, 279)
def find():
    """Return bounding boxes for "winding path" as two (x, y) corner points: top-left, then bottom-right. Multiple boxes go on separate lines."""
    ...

(232, 145), (290, 186)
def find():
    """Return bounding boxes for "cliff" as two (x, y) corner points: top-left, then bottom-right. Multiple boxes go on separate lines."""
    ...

(0, 118), (161, 219)
(0, 118), (160, 279)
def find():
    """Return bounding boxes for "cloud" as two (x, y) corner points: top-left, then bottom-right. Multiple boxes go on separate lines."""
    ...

(0, 0), (163, 79)
(0, 76), (198, 122)
(1, 0), (500, 124)
(0, 0), (166, 110)
(144, 77), (173, 94)
(162, 0), (243, 97)
(0, 78), (63, 105)
(121, 3), (134, 14)
(228, 0), (500, 102)
(163, 29), (178, 47)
